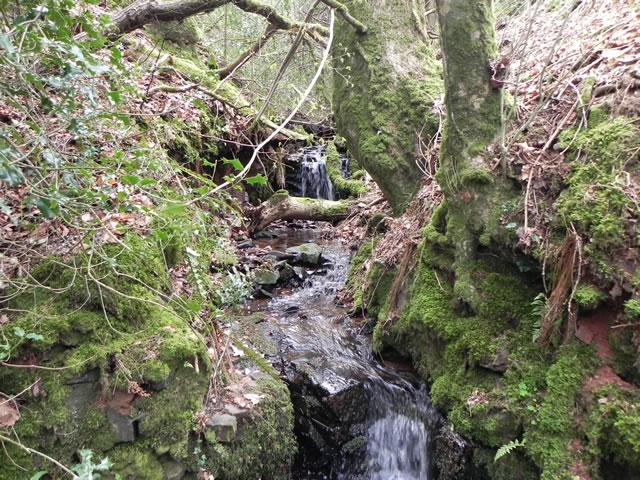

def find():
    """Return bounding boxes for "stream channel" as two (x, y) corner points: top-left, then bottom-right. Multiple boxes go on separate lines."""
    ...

(245, 228), (441, 479)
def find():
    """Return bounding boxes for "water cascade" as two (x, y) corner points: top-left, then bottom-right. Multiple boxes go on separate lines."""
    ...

(249, 232), (441, 479)
(286, 146), (335, 200)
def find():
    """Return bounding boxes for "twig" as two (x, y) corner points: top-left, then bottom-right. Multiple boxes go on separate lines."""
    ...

(0, 433), (75, 477)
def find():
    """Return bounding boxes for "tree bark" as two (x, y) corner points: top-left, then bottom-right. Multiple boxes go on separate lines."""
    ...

(245, 191), (351, 233)
(435, 0), (513, 309)
(332, 0), (442, 214)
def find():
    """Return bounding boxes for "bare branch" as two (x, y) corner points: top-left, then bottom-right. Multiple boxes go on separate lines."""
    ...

(218, 24), (278, 79)
(318, 0), (367, 33)
(110, 0), (329, 37)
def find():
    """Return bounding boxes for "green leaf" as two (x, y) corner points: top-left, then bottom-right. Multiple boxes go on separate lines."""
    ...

(25, 333), (44, 341)
(36, 198), (59, 218)
(222, 158), (243, 171)
(30, 472), (48, 480)
(0, 166), (24, 186)
(116, 192), (127, 202)
(153, 230), (169, 242)
(139, 178), (157, 186)
(120, 175), (140, 185)
(161, 202), (187, 217)
(14, 327), (25, 337)
(245, 174), (267, 185)
(107, 90), (121, 104)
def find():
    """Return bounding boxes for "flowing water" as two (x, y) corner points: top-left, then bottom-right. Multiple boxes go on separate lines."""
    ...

(286, 146), (335, 200)
(251, 234), (440, 479)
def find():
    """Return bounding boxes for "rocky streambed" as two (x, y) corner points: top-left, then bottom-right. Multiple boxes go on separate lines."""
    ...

(226, 225), (474, 479)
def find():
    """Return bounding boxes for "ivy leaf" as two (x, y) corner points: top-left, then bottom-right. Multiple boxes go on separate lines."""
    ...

(0, 165), (24, 186)
(120, 175), (140, 185)
(245, 174), (267, 185)
(36, 197), (59, 218)
(222, 158), (243, 171)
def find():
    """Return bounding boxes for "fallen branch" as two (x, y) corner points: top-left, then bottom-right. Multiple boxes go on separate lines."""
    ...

(245, 191), (351, 233)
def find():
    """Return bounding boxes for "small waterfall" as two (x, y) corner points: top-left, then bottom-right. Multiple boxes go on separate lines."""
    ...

(248, 234), (441, 479)
(364, 379), (437, 480)
(286, 146), (335, 200)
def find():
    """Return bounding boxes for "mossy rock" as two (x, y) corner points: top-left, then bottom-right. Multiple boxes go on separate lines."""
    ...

(199, 378), (296, 480)
(0, 235), (210, 477)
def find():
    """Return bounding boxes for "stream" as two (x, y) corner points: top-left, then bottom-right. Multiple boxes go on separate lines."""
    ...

(248, 230), (441, 479)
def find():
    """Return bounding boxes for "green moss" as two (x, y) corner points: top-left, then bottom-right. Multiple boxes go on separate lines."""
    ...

(0, 233), (211, 476)
(573, 284), (606, 311)
(332, 0), (442, 212)
(108, 444), (165, 480)
(346, 238), (378, 312)
(523, 343), (597, 480)
(326, 141), (367, 197)
(555, 117), (637, 252)
(623, 299), (640, 320)
(200, 378), (296, 480)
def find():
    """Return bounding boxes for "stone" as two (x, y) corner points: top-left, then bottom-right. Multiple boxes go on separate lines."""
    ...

(286, 243), (323, 265)
(160, 457), (186, 480)
(65, 367), (101, 385)
(107, 408), (136, 443)
(237, 240), (255, 249)
(478, 346), (510, 373)
(206, 414), (237, 443)
(254, 267), (279, 286)
(253, 231), (279, 239)
(277, 262), (296, 282)
(264, 250), (296, 261)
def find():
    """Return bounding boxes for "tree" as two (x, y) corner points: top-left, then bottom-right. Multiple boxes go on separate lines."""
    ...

(332, 0), (442, 213)
(433, 0), (512, 309)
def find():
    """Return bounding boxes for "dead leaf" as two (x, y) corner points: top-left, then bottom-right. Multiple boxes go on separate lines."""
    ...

(0, 394), (20, 427)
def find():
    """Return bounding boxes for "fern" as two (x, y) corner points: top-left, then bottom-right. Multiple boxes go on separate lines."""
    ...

(530, 292), (547, 343)
(494, 439), (525, 462)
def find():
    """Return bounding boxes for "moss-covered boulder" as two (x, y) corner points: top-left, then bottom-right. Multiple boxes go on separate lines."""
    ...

(0, 236), (210, 479)
(332, 0), (442, 213)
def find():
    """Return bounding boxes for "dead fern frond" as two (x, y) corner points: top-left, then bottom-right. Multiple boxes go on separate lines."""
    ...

(537, 230), (582, 345)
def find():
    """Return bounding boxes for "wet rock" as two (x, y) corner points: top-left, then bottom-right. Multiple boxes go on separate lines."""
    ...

(205, 414), (237, 443)
(434, 426), (476, 480)
(237, 240), (255, 249)
(253, 231), (279, 239)
(284, 305), (300, 315)
(293, 266), (307, 280)
(264, 250), (296, 261)
(65, 367), (101, 385)
(253, 287), (274, 298)
(160, 457), (186, 480)
(276, 262), (296, 282)
(254, 267), (279, 286)
(478, 346), (510, 373)
(107, 408), (136, 443)
(286, 243), (323, 266)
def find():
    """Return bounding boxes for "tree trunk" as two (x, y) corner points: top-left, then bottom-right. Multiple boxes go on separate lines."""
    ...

(332, 0), (442, 214)
(435, 0), (513, 309)
(245, 191), (351, 233)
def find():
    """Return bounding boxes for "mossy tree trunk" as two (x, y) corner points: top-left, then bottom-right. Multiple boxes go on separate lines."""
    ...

(332, 0), (442, 214)
(434, 0), (513, 309)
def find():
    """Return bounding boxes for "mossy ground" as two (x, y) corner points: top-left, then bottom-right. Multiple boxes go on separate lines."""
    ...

(360, 226), (632, 478)
(0, 235), (210, 478)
